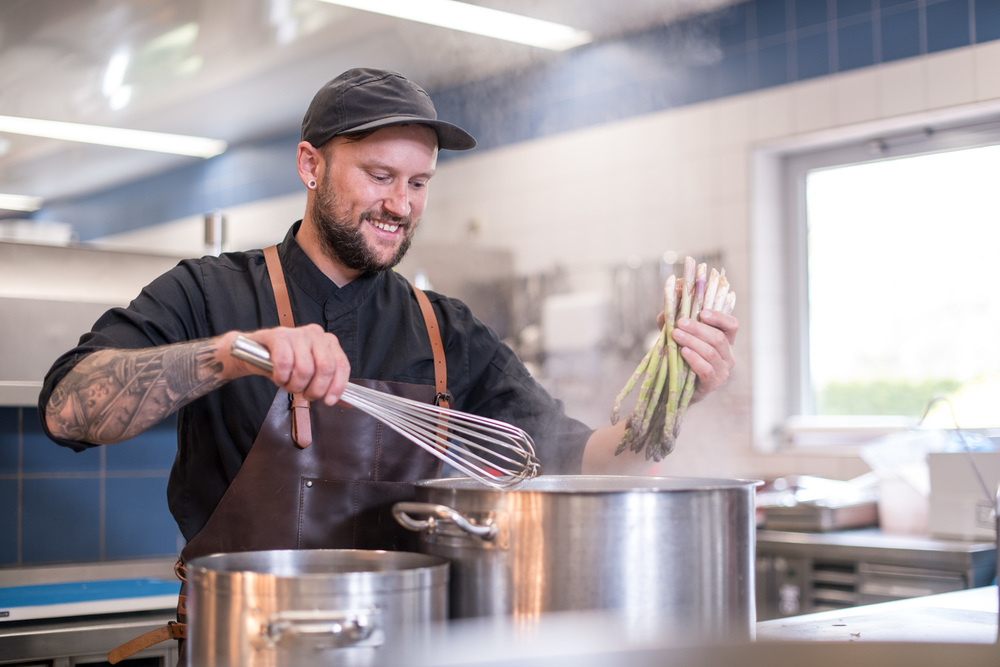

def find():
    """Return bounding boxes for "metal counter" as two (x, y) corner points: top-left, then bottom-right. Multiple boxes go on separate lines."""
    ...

(756, 528), (997, 619)
(757, 585), (998, 644)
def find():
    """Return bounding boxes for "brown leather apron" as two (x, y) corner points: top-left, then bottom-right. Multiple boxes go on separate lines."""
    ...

(108, 245), (449, 664)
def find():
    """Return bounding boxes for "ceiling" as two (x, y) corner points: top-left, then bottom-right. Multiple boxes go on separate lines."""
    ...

(0, 0), (737, 209)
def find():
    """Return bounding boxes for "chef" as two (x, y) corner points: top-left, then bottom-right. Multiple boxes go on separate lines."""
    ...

(39, 67), (738, 661)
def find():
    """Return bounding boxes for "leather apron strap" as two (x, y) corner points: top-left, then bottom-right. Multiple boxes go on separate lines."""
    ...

(263, 244), (312, 447)
(410, 284), (450, 409)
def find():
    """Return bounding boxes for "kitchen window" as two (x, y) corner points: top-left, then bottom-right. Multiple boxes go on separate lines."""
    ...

(752, 116), (1000, 450)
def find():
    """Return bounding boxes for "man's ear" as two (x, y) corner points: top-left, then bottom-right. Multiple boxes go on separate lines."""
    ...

(296, 141), (323, 188)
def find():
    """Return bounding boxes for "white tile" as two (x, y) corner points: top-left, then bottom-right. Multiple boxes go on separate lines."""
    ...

(750, 87), (793, 141)
(671, 103), (716, 157)
(790, 79), (836, 133)
(974, 40), (1000, 101)
(878, 58), (926, 117)
(708, 148), (750, 203)
(925, 49), (976, 109)
(710, 95), (753, 149)
(676, 153), (714, 206)
(832, 68), (879, 125)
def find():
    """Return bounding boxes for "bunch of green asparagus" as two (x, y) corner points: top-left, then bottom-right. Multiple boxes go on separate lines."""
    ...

(611, 256), (735, 461)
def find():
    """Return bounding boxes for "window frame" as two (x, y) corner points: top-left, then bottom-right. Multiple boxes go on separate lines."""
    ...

(751, 110), (1000, 453)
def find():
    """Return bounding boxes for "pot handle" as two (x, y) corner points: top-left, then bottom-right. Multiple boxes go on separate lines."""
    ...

(393, 501), (497, 540)
(260, 609), (381, 650)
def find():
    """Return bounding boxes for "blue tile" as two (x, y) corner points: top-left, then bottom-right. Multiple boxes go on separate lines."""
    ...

(718, 2), (751, 48)
(880, 0), (916, 7)
(974, 0), (1000, 42)
(105, 417), (177, 472)
(795, 30), (831, 79)
(756, 0), (789, 40)
(0, 407), (18, 431)
(105, 477), (179, 559)
(838, 18), (876, 71)
(646, 66), (701, 108)
(927, 0), (972, 52)
(22, 418), (101, 474)
(836, 0), (873, 20)
(796, 0), (829, 28)
(0, 479), (17, 564)
(757, 40), (791, 88)
(0, 408), (17, 475)
(718, 50), (753, 97)
(881, 8), (922, 61)
(22, 478), (100, 564)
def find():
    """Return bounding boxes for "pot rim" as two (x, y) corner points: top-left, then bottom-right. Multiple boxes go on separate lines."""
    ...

(414, 474), (764, 494)
(187, 548), (450, 581)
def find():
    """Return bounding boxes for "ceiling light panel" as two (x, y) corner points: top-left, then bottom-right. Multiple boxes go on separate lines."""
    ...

(319, 0), (592, 51)
(0, 194), (44, 212)
(0, 115), (227, 158)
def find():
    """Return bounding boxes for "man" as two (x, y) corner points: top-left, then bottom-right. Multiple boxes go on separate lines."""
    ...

(42, 67), (737, 561)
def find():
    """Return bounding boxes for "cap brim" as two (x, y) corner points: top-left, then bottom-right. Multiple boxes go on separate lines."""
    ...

(344, 115), (477, 151)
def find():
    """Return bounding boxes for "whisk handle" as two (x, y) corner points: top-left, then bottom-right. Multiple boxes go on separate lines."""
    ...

(231, 335), (275, 373)
(392, 502), (497, 540)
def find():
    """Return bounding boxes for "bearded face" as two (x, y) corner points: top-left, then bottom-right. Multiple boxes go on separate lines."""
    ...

(301, 125), (437, 279)
(311, 178), (416, 275)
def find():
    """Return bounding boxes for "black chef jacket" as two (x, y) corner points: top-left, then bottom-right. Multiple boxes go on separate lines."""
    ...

(39, 223), (592, 540)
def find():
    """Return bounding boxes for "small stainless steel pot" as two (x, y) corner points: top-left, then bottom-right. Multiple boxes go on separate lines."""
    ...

(187, 549), (449, 666)
(394, 475), (760, 643)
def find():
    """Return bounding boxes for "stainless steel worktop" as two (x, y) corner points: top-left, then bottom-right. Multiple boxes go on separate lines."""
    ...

(758, 585), (999, 644)
(757, 527), (998, 565)
(0, 557), (178, 588)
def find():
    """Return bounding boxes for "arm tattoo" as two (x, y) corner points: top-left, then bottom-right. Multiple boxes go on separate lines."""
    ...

(47, 339), (227, 444)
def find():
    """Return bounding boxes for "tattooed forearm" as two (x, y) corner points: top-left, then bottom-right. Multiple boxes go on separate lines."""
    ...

(46, 339), (228, 444)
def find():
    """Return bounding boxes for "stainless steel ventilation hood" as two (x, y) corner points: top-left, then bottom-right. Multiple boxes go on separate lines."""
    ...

(0, 241), (185, 406)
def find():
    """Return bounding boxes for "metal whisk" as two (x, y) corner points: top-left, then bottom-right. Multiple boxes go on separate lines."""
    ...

(231, 335), (541, 489)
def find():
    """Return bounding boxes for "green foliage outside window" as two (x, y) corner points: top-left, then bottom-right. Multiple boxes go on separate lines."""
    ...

(815, 379), (962, 418)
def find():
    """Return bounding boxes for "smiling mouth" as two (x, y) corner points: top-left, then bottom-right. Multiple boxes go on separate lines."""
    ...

(371, 219), (400, 233)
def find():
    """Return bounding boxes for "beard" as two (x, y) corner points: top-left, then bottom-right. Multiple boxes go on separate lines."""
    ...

(312, 182), (415, 275)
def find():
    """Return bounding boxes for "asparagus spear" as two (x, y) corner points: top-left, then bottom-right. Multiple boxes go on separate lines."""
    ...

(712, 270), (729, 311)
(671, 264), (706, 417)
(702, 268), (721, 316)
(722, 291), (736, 315)
(611, 342), (655, 425)
(629, 274), (675, 444)
(633, 276), (678, 446)
(658, 270), (684, 450)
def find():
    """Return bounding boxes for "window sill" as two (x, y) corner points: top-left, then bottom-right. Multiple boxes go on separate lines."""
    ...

(781, 415), (916, 449)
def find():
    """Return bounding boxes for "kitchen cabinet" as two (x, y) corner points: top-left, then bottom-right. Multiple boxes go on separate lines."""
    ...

(756, 528), (997, 620)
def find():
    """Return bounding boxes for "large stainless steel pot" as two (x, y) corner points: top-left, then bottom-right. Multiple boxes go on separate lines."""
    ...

(187, 549), (449, 666)
(394, 475), (760, 643)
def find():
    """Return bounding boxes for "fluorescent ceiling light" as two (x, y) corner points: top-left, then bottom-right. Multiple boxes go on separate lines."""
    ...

(0, 194), (44, 212)
(0, 115), (227, 158)
(320, 0), (592, 51)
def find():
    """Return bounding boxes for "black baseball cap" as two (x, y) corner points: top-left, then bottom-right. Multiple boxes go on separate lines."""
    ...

(301, 68), (477, 151)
